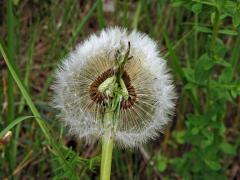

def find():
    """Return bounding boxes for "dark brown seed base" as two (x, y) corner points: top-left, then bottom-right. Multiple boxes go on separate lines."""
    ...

(89, 68), (137, 109)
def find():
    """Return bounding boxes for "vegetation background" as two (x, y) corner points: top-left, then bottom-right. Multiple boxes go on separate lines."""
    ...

(0, 0), (240, 179)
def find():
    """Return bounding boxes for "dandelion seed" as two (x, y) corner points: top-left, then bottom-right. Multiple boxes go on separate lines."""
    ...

(53, 27), (176, 148)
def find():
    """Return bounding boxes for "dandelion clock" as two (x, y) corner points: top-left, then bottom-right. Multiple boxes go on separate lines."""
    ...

(53, 27), (176, 179)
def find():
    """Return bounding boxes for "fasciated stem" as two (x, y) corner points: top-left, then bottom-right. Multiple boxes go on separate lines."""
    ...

(100, 130), (114, 180)
(100, 41), (131, 180)
(100, 109), (114, 180)
(210, 10), (220, 50)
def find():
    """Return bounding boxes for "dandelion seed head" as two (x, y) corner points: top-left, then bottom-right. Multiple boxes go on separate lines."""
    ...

(53, 27), (176, 148)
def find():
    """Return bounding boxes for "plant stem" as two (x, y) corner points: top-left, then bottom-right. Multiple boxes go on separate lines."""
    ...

(99, 42), (129, 179)
(210, 10), (220, 50)
(7, 0), (17, 173)
(100, 109), (114, 180)
(207, 9), (221, 109)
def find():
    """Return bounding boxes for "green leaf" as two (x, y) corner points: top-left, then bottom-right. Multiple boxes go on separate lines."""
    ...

(171, 0), (188, 7)
(194, 25), (212, 33)
(211, 12), (215, 25)
(192, 3), (202, 14)
(220, 142), (236, 155)
(215, 58), (230, 67)
(0, 116), (33, 138)
(172, 131), (186, 144)
(219, 29), (238, 36)
(158, 160), (167, 172)
(183, 68), (195, 82)
(192, 0), (216, 7)
(157, 155), (168, 172)
(201, 132), (214, 148)
(191, 127), (199, 135)
(219, 66), (233, 83)
(204, 159), (221, 171)
(233, 11), (240, 27)
(12, 0), (20, 6)
(194, 54), (214, 83)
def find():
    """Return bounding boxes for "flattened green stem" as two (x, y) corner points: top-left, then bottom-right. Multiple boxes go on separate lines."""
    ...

(100, 109), (114, 180)
(211, 10), (220, 50)
(100, 42), (131, 179)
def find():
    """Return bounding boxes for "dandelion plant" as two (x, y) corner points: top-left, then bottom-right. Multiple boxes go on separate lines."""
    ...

(53, 27), (176, 179)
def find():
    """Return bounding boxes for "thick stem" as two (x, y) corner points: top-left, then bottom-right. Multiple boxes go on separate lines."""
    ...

(100, 109), (114, 180)
(100, 42), (130, 179)
(210, 10), (220, 50)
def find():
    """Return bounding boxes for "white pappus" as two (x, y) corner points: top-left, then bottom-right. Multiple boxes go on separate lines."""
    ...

(53, 27), (176, 148)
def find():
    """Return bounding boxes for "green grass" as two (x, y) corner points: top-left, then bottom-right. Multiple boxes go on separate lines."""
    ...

(6, 0), (17, 172)
(0, 0), (240, 179)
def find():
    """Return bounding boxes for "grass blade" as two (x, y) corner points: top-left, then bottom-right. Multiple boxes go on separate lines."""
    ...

(0, 40), (77, 177)
(69, 0), (100, 45)
(0, 116), (33, 138)
(97, 0), (106, 28)
(6, 0), (17, 171)
(132, 0), (143, 30)
(162, 29), (184, 80)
